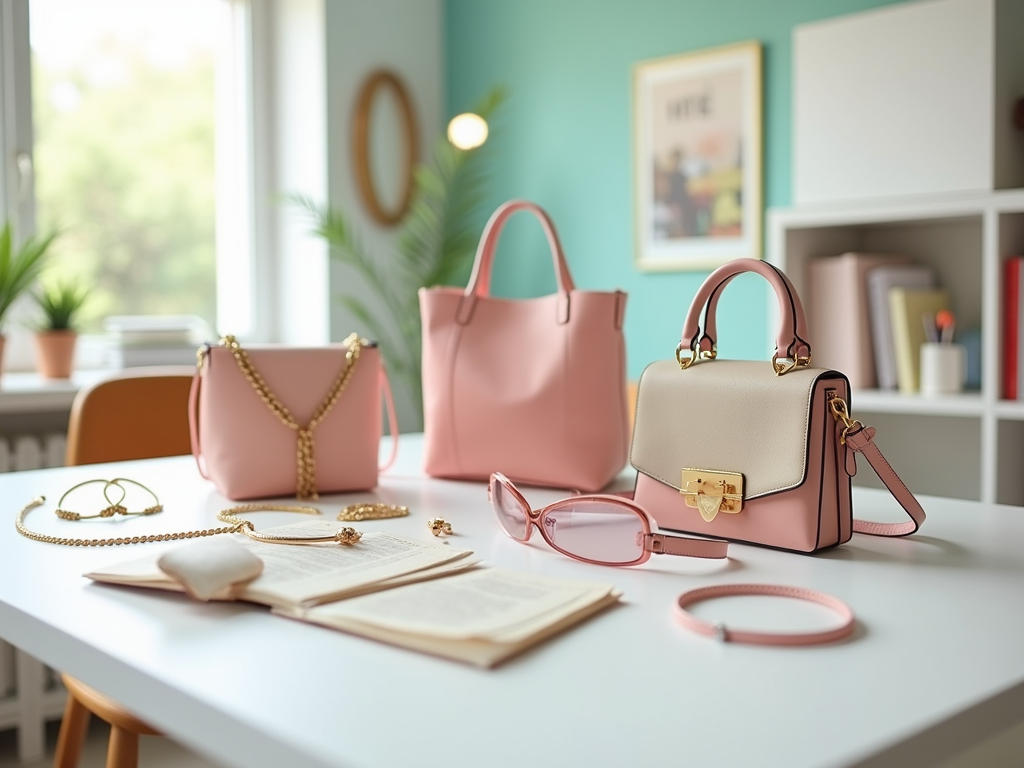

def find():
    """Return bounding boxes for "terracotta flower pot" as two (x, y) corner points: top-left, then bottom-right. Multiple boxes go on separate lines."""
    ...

(34, 330), (77, 379)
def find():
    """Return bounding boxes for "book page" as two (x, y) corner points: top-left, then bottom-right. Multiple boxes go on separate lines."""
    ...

(292, 568), (617, 641)
(86, 523), (475, 609)
(242, 524), (473, 607)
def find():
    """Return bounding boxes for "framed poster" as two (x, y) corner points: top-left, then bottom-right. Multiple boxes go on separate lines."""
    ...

(633, 41), (762, 271)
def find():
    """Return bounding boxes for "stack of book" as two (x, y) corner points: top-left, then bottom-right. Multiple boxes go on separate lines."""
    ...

(808, 253), (948, 393)
(105, 315), (211, 368)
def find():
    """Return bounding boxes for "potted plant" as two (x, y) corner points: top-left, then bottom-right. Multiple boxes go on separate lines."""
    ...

(33, 278), (89, 378)
(0, 220), (58, 374)
(292, 86), (506, 429)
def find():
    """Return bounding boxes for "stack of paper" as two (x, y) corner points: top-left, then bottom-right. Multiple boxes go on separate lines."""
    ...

(104, 314), (211, 368)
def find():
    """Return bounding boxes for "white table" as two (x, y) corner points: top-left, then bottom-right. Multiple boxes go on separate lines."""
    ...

(1, 435), (1023, 768)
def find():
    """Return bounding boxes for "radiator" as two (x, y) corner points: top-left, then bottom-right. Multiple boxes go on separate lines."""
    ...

(0, 431), (70, 760)
(0, 432), (67, 473)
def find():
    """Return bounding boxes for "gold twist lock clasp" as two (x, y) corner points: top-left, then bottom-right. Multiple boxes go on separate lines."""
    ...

(680, 469), (744, 523)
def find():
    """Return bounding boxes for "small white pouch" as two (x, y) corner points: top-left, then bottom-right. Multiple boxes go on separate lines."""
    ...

(157, 537), (263, 601)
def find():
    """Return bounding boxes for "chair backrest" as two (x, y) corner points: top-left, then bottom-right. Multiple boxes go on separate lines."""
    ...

(65, 367), (196, 466)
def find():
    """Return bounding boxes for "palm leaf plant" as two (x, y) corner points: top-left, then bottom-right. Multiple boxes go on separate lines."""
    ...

(292, 86), (506, 421)
(0, 221), (59, 331)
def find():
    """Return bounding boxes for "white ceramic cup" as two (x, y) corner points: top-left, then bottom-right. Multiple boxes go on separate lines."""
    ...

(920, 342), (967, 396)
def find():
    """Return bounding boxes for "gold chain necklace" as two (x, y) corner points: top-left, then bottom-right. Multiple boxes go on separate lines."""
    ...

(16, 498), (363, 547)
(218, 333), (363, 500)
(16, 496), (245, 547)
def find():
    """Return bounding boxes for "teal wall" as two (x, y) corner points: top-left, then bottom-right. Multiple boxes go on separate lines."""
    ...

(444, 0), (907, 378)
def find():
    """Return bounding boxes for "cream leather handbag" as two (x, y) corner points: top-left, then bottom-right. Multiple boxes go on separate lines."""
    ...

(631, 259), (925, 553)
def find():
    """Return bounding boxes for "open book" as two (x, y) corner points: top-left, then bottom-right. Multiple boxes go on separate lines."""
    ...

(276, 568), (621, 668)
(86, 520), (621, 667)
(86, 520), (480, 609)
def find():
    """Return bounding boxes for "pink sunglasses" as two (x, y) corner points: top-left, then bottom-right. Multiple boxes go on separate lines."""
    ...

(488, 472), (728, 566)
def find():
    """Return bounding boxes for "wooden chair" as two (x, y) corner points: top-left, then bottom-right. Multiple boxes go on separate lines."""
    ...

(54, 677), (161, 768)
(55, 368), (194, 768)
(64, 367), (195, 466)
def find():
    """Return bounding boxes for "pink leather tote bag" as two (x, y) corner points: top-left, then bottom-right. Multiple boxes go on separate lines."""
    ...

(419, 199), (629, 492)
(189, 335), (397, 501)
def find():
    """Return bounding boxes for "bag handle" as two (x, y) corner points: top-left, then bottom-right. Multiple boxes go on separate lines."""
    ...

(677, 258), (812, 375)
(456, 199), (575, 325)
(188, 344), (401, 486)
(378, 366), (399, 471)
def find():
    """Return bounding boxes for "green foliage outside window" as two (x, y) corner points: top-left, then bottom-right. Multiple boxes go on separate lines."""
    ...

(31, 29), (217, 332)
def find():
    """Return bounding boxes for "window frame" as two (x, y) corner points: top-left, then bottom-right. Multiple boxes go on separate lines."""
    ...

(0, 0), (271, 372)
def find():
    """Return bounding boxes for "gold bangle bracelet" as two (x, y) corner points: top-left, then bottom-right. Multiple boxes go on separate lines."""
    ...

(55, 478), (163, 521)
(216, 505), (363, 546)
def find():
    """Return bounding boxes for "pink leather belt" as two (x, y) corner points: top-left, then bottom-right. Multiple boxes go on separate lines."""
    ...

(674, 583), (855, 646)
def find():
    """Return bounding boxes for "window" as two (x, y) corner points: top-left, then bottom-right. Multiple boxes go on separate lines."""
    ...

(0, 0), (269, 372)
(29, 0), (220, 332)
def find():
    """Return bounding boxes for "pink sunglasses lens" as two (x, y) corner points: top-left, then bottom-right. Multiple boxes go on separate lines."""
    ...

(491, 480), (529, 541)
(544, 500), (645, 564)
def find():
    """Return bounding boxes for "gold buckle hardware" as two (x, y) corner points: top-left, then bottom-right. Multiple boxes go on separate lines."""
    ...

(771, 352), (811, 376)
(680, 469), (744, 523)
(676, 340), (718, 370)
(827, 393), (862, 445)
(676, 341), (697, 370)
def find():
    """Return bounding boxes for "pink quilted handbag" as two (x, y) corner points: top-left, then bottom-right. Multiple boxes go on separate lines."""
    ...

(631, 258), (926, 553)
(419, 199), (629, 491)
(189, 335), (397, 501)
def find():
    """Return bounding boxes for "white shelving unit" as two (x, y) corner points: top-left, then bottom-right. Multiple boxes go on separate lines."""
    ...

(768, 188), (1024, 506)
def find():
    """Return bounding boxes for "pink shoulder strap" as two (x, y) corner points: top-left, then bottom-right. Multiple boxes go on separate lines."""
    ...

(843, 424), (927, 537)
(188, 357), (210, 480)
(378, 367), (399, 471)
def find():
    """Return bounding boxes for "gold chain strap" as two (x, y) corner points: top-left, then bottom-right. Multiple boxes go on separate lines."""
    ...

(16, 497), (245, 547)
(220, 333), (363, 500)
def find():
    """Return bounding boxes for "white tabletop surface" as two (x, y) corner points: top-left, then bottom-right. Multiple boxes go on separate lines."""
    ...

(1, 435), (1023, 768)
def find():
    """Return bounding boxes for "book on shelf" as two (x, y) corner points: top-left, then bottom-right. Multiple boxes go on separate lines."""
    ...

(277, 568), (620, 668)
(1004, 256), (1024, 400)
(86, 520), (619, 668)
(866, 264), (936, 390)
(807, 253), (911, 389)
(888, 287), (949, 395)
